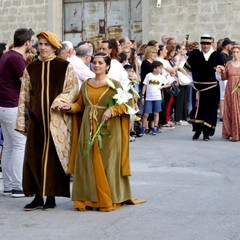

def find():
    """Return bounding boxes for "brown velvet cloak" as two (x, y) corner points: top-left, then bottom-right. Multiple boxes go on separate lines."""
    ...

(16, 57), (79, 197)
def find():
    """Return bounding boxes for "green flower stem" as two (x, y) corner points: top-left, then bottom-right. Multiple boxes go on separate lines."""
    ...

(83, 122), (104, 158)
(231, 83), (239, 94)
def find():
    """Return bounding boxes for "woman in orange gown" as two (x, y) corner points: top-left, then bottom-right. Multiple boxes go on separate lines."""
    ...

(58, 52), (145, 211)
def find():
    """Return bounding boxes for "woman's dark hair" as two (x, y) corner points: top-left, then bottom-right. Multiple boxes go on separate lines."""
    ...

(157, 44), (165, 55)
(108, 39), (119, 60)
(0, 43), (7, 58)
(175, 44), (181, 52)
(93, 52), (111, 74)
(166, 45), (175, 60)
(93, 51), (111, 66)
(128, 48), (137, 71)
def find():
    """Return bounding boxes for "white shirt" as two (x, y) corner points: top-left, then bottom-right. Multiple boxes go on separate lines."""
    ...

(156, 57), (172, 77)
(201, 48), (214, 61)
(67, 55), (95, 87)
(107, 59), (130, 89)
(143, 72), (168, 101)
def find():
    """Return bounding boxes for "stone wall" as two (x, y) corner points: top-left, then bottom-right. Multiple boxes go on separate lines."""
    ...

(142, 0), (240, 44)
(0, 0), (62, 44)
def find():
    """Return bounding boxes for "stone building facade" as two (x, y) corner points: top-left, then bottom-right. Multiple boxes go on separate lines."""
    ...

(0, 0), (62, 44)
(142, 0), (240, 44)
(0, 0), (240, 46)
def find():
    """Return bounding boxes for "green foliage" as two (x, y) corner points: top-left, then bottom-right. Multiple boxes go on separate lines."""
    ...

(107, 96), (116, 108)
(83, 122), (112, 158)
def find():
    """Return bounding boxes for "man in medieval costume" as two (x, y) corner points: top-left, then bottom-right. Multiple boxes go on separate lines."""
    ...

(184, 35), (222, 141)
(16, 31), (79, 210)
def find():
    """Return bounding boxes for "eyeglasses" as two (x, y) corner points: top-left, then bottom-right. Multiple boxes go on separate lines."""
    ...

(151, 51), (157, 53)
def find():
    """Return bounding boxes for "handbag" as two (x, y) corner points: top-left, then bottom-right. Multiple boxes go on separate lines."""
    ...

(177, 70), (192, 86)
(166, 81), (180, 96)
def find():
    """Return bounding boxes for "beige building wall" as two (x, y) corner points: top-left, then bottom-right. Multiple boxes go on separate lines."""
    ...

(142, 0), (240, 44)
(0, 0), (62, 44)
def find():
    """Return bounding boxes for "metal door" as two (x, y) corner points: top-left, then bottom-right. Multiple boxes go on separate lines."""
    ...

(63, 0), (142, 49)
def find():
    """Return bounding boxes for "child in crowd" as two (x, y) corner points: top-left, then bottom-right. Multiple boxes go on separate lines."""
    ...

(140, 61), (170, 135)
(124, 64), (141, 141)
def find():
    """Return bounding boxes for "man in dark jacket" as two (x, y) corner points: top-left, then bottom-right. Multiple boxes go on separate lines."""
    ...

(184, 35), (222, 141)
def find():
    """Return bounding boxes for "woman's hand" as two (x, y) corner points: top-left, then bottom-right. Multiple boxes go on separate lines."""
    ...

(52, 100), (71, 111)
(101, 108), (112, 123)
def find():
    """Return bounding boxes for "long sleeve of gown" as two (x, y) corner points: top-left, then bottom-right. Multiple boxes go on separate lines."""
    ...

(110, 104), (127, 117)
(16, 68), (31, 135)
(69, 93), (84, 113)
(221, 69), (228, 80)
(221, 61), (229, 80)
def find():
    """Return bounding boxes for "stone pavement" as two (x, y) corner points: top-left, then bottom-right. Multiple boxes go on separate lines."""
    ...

(1, 123), (240, 240)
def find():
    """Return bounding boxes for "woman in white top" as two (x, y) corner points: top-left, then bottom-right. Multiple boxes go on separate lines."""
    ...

(174, 44), (190, 126)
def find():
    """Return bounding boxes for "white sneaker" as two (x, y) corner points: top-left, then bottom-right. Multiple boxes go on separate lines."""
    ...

(12, 190), (25, 198)
(176, 120), (189, 126)
(129, 136), (136, 142)
(181, 120), (189, 126)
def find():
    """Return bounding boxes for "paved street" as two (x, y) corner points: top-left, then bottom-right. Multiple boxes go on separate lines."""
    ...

(1, 122), (240, 240)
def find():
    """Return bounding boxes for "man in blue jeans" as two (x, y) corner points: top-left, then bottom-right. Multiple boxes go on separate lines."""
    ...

(0, 28), (34, 197)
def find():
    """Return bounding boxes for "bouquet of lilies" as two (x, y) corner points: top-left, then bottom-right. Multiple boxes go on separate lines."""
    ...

(83, 79), (140, 157)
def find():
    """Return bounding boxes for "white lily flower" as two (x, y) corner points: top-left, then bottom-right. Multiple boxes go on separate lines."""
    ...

(113, 88), (133, 105)
(125, 104), (139, 115)
(123, 84), (131, 92)
(106, 78), (116, 90)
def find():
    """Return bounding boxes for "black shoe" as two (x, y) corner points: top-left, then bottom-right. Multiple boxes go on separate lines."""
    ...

(43, 196), (56, 210)
(130, 131), (136, 137)
(192, 131), (201, 140)
(24, 196), (44, 211)
(203, 135), (210, 141)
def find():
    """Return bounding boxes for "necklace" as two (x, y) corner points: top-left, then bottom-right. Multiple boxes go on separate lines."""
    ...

(89, 77), (107, 87)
